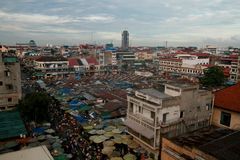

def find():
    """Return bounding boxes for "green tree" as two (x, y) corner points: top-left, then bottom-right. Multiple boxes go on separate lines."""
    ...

(200, 66), (225, 87)
(17, 92), (52, 123)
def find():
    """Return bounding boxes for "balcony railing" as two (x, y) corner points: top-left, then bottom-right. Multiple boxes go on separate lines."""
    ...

(128, 112), (183, 128)
(127, 113), (156, 130)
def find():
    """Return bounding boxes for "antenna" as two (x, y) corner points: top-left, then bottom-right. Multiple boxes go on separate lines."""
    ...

(91, 32), (93, 44)
(166, 41), (168, 48)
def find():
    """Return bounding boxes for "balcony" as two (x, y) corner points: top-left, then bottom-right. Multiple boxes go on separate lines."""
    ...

(127, 113), (157, 130)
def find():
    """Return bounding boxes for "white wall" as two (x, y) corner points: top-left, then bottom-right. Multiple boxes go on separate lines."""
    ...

(158, 105), (180, 123)
(182, 58), (209, 66)
(164, 85), (181, 97)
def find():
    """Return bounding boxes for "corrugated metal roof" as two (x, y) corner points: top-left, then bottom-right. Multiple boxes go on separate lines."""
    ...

(0, 110), (27, 140)
(80, 58), (88, 66)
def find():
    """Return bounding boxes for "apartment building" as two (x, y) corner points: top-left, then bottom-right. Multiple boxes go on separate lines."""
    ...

(216, 54), (239, 82)
(99, 51), (117, 66)
(135, 50), (153, 61)
(0, 53), (22, 111)
(34, 56), (70, 79)
(125, 83), (212, 158)
(159, 53), (209, 75)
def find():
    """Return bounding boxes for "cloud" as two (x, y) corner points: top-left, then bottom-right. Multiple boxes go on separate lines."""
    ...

(81, 15), (114, 22)
(0, 0), (240, 46)
(0, 10), (115, 25)
(0, 10), (78, 24)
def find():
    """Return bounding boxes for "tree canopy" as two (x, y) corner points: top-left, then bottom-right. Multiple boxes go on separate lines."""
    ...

(17, 92), (52, 123)
(200, 66), (225, 87)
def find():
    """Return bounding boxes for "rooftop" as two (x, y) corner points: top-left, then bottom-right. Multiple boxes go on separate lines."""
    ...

(214, 83), (240, 112)
(35, 56), (67, 62)
(165, 82), (198, 89)
(199, 131), (240, 160)
(0, 145), (53, 160)
(138, 88), (171, 99)
(171, 126), (234, 148)
(0, 110), (27, 140)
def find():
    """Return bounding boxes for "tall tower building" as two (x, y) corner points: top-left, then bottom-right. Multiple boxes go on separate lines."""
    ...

(121, 30), (129, 50)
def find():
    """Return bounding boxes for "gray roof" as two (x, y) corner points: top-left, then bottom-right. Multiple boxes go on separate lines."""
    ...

(199, 131), (240, 160)
(139, 88), (171, 99)
(165, 82), (198, 89)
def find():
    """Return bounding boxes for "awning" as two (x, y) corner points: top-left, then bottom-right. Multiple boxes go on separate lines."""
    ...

(124, 119), (154, 139)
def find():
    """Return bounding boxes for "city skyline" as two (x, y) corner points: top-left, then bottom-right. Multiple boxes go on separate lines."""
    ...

(0, 0), (240, 47)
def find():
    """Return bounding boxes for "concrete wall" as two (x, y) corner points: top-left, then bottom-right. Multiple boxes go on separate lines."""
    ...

(212, 107), (240, 130)
(161, 138), (217, 160)
(0, 55), (21, 110)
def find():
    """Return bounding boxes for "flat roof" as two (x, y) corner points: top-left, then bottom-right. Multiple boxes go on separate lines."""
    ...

(0, 145), (54, 160)
(138, 88), (171, 99)
(0, 110), (27, 140)
(165, 82), (198, 89)
(171, 126), (240, 160)
(199, 131), (240, 160)
(171, 126), (234, 148)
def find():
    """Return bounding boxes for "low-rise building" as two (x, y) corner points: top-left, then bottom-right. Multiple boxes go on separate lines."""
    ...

(215, 54), (239, 82)
(0, 45), (8, 53)
(116, 51), (136, 62)
(135, 50), (153, 61)
(34, 56), (70, 79)
(159, 53), (210, 75)
(212, 83), (240, 130)
(124, 83), (213, 158)
(161, 126), (239, 160)
(99, 51), (117, 66)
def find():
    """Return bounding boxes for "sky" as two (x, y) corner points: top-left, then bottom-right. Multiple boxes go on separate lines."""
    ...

(0, 0), (240, 47)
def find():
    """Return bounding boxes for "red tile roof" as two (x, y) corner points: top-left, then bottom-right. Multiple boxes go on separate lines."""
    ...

(68, 58), (79, 67)
(35, 56), (67, 62)
(190, 53), (210, 57)
(86, 56), (99, 65)
(214, 83), (240, 112)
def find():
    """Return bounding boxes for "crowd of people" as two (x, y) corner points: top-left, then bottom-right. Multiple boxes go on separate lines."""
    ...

(49, 99), (106, 160)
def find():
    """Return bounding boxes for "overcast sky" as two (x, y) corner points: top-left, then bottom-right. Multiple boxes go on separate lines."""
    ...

(0, 0), (240, 47)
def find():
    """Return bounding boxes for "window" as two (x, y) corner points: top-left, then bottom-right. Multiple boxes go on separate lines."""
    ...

(0, 81), (2, 86)
(162, 113), (168, 123)
(180, 111), (184, 118)
(129, 103), (133, 113)
(220, 111), (231, 127)
(197, 106), (201, 111)
(206, 103), (212, 110)
(4, 70), (10, 77)
(8, 98), (12, 102)
(6, 84), (13, 90)
(138, 106), (141, 113)
(151, 111), (155, 119)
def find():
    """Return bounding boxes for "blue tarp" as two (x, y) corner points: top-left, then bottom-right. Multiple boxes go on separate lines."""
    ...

(58, 88), (71, 95)
(69, 100), (82, 105)
(74, 115), (88, 123)
(33, 127), (44, 134)
(69, 100), (85, 108)
(69, 106), (80, 110)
